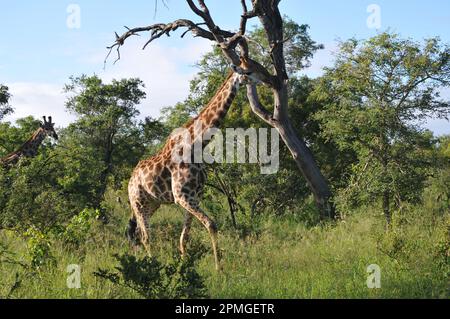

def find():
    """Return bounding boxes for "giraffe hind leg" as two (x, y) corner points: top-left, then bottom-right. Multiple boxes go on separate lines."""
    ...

(130, 199), (160, 255)
(179, 212), (193, 257)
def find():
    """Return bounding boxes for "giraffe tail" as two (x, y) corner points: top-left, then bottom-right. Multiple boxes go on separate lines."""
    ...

(126, 217), (138, 245)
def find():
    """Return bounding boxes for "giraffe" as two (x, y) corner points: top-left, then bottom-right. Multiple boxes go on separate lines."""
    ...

(0, 116), (58, 167)
(127, 66), (253, 270)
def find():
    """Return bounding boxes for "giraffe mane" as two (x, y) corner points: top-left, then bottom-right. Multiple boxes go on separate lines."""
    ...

(183, 70), (235, 129)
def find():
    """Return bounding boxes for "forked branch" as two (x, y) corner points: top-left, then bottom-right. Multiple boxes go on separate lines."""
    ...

(105, 0), (336, 219)
(105, 0), (275, 87)
(105, 20), (218, 65)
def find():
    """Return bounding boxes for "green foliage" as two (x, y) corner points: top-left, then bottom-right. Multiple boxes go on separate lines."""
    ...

(0, 154), (74, 231)
(249, 18), (323, 74)
(139, 117), (171, 156)
(0, 189), (448, 298)
(0, 75), (161, 234)
(56, 208), (100, 247)
(0, 20), (449, 300)
(312, 32), (450, 217)
(0, 84), (12, 121)
(434, 215), (450, 281)
(94, 250), (207, 299)
(23, 226), (55, 269)
(64, 75), (147, 207)
(424, 135), (450, 214)
(0, 117), (42, 156)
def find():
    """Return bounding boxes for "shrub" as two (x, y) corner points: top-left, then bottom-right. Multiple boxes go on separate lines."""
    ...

(56, 208), (100, 247)
(94, 249), (207, 299)
(23, 226), (56, 269)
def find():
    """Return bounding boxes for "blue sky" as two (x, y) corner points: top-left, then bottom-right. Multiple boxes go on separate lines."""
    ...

(1, 0), (449, 134)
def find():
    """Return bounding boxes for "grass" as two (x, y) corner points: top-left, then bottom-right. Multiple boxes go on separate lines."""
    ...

(0, 200), (448, 299)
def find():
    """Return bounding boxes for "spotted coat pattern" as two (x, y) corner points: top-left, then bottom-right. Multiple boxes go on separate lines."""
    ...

(1, 116), (58, 167)
(127, 71), (245, 270)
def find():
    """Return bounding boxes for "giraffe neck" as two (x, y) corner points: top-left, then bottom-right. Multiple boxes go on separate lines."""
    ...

(186, 72), (240, 139)
(22, 128), (48, 157)
(1, 128), (48, 166)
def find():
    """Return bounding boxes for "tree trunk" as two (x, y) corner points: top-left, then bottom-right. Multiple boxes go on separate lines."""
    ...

(276, 116), (335, 220)
(247, 83), (335, 220)
(252, 2), (335, 220)
(108, 0), (337, 220)
(273, 83), (335, 219)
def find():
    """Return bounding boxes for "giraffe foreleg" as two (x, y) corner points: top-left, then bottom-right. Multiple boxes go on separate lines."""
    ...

(176, 196), (221, 271)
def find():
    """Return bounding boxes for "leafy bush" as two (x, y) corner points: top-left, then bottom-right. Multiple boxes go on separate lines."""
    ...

(94, 250), (207, 299)
(55, 208), (100, 247)
(23, 226), (55, 269)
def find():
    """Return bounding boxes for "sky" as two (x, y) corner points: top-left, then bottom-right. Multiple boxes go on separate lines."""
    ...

(0, 0), (449, 134)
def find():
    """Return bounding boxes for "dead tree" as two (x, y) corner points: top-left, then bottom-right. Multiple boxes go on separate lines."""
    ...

(107, 0), (336, 219)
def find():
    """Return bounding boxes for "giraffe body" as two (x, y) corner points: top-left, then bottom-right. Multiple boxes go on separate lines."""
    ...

(128, 70), (246, 270)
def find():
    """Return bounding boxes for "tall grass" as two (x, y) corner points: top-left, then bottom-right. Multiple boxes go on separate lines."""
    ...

(0, 196), (448, 299)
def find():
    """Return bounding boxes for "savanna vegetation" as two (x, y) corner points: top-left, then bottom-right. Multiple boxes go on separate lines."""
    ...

(0, 15), (449, 298)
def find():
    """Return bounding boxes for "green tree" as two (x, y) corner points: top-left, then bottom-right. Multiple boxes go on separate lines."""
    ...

(0, 84), (12, 121)
(63, 75), (147, 210)
(108, 1), (336, 218)
(0, 117), (42, 157)
(159, 21), (347, 225)
(426, 135), (450, 214)
(0, 117), (69, 232)
(311, 33), (450, 224)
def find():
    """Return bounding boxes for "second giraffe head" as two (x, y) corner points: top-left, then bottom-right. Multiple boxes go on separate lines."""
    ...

(41, 116), (59, 140)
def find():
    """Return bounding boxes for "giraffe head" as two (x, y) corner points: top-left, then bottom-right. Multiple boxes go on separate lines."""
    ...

(231, 64), (253, 84)
(231, 56), (273, 85)
(41, 116), (58, 140)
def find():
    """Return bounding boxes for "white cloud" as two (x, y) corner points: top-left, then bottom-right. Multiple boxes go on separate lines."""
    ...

(5, 82), (75, 127)
(4, 39), (212, 127)
(99, 40), (212, 119)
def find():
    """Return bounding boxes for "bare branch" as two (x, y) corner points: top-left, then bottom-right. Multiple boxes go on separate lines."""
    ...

(239, 0), (249, 35)
(105, 19), (220, 65)
(153, 0), (170, 19)
(246, 84), (277, 126)
(223, 0), (253, 59)
(186, 0), (222, 43)
(186, 0), (207, 19)
(254, 0), (288, 81)
(104, 0), (276, 88)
